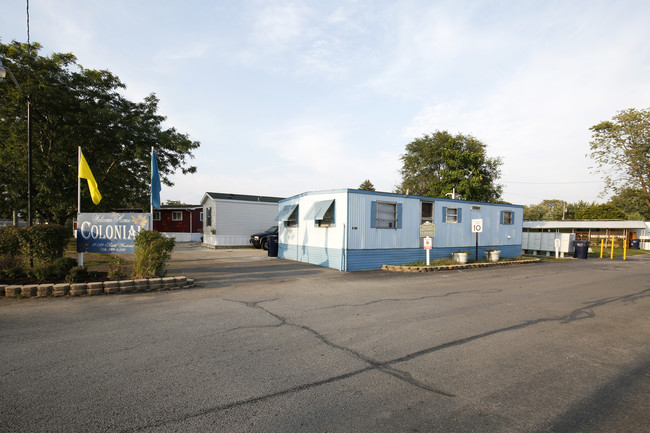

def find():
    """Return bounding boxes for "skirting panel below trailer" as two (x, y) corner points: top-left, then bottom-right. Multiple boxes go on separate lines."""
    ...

(346, 244), (523, 271)
(279, 244), (344, 270)
(279, 243), (523, 271)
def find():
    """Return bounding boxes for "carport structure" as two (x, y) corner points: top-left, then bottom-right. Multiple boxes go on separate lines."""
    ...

(523, 220), (650, 248)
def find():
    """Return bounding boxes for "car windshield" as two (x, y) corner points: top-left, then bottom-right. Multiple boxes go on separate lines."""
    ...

(265, 226), (277, 233)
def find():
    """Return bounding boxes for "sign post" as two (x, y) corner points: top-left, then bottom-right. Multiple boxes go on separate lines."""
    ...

(420, 222), (435, 265)
(472, 219), (483, 261)
(423, 237), (433, 265)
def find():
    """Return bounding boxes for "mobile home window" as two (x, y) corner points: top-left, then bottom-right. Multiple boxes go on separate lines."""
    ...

(153, 211), (161, 221)
(199, 211), (203, 222)
(421, 202), (433, 224)
(305, 199), (335, 228)
(172, 211), (183, 221)
(286, 206), (298, 227)
(277, 204), (299, 228)
(318, 201), (335, 227)
(206, 208), (212, 226)
(471, 205), (481, 212)
(376, 202), (397, 229)
(502, 210), (513, 225)
(445, 207), (459, 223)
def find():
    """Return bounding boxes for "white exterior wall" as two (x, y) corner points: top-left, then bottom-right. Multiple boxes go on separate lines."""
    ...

(278, 191), (348, 249)
(160, 232), (203, 243)
(203, 198), (279, 246)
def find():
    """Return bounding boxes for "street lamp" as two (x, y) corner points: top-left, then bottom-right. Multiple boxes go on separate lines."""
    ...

(0, 59), (32, 226)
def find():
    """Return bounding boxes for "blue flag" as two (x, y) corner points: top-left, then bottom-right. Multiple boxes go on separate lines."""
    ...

(151, 150), (161, 210)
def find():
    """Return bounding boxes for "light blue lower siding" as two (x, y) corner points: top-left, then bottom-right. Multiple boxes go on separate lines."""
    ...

(346, 244), (523, 271)
(279, 244), (344, 270)
(279, 244), (522, 271)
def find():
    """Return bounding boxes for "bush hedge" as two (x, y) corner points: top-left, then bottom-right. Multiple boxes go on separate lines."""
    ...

(18, 224), (70, 266)
(133, 230), (175, 278)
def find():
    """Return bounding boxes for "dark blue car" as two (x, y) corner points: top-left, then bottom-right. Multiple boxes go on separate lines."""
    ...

(249, 226), (278, 250)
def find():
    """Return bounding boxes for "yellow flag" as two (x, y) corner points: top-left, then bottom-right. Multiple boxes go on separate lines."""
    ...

(78, 149), (102, 205)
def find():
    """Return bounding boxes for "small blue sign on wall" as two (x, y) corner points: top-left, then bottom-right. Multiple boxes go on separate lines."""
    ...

(77, 213), (150, 254)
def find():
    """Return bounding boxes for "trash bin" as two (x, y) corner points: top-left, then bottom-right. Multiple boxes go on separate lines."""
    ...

(629, 239), (640, 250)
(267, 234), (278, 257)
(573, 240), (589, 259)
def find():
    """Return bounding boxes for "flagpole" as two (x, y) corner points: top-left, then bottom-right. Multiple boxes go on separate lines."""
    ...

(77, 146), (83, 267)
(150, 147), (154, 231)
(77, 146), (81, 214)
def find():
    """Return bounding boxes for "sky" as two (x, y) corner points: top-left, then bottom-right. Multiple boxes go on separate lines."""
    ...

(2, 0), (650, 206)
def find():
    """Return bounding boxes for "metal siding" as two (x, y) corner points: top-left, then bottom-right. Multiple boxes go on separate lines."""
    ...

(212, 200), (279, 236)
(278, 189), (524, 271)
(347, 192), (419, 250)
(346, 244), (523, 271)
(434, 202), (522, 249)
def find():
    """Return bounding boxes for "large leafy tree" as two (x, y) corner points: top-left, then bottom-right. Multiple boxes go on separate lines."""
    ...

(0, 41), (199, 224)
(574, 203), (627, 220)
(523, 199), (593, 221)
(397, 131), (503, 202)
(589, 108), (650, 213)
(609, 188), (650, 220)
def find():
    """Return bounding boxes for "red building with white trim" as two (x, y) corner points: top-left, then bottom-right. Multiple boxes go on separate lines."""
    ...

(153, 204), (203, 241)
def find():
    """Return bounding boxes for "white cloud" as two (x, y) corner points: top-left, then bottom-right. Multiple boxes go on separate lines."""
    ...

(250, 1), (311, 48)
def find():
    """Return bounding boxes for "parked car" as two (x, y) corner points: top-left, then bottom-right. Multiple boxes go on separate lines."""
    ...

(249, 226), (278, 250)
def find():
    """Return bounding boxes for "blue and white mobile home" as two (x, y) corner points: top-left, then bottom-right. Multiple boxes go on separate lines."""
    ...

(277, 189), (523, 271)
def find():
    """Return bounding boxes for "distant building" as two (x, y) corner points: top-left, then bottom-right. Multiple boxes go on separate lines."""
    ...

(201, 192), (284, 247)
(277, 189), (524, 271)
(153, 204), (203, 242)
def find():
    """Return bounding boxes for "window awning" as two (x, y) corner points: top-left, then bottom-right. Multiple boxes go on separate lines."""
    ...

(276, 204), (298, 222)
(305, 200), (334, 220)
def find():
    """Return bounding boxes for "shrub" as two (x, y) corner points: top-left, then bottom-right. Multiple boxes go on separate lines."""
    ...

(31, 264), (60, 281)
(19, 224), (71, 266)
(0, 252), (22, 270)
(4, 266), (27, 281)
(53, 257), (77, 275)
(133, 230), (175, 278)
(0, 226), (21, 256)
(66, 266), (89, 283)
(108, 256), (128, 280)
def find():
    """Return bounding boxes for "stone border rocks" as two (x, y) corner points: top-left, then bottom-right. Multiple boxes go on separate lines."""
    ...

(2, 276), (195, 299)
(382, 258), (541, 273)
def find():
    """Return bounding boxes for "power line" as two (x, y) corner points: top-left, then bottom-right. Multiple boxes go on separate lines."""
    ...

(502, 180), (603, 185)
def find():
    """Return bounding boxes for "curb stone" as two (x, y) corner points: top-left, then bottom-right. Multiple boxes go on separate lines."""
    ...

(69, 283), (87, 296)
(3, 276), (195, 299)
(53, 283), (70, 297)
(381, 259), (541, 273)
(37, 284), (53, 298)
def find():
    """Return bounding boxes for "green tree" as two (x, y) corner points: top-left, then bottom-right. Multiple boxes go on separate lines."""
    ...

(589, 108), (650, 214)
(0, 41), (200, 224)
(358, 179), (376, 191)
(608, 188), (650, 220)
(397, 131), (503, 202)
(574, 203), (627, 220)
(523, 200), (594, 221)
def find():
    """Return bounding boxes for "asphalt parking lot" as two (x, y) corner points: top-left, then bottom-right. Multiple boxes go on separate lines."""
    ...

(1, 244), (649, 432)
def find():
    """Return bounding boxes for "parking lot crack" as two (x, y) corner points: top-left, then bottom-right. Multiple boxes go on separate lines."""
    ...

(317, 288), (502, 310)
(131, 288), (650, 432)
